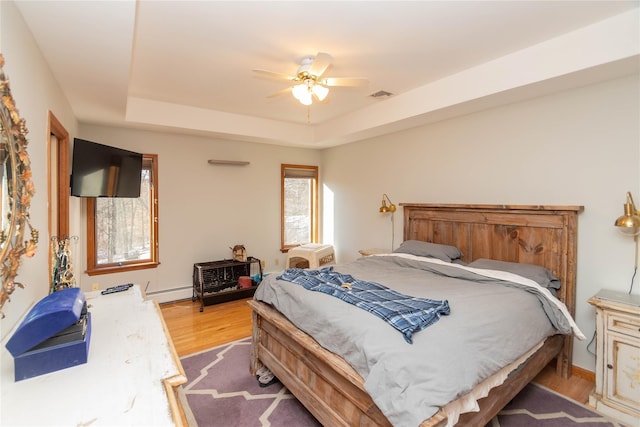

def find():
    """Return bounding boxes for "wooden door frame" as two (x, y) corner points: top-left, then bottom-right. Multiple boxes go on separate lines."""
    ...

(47, 111), (69, 239)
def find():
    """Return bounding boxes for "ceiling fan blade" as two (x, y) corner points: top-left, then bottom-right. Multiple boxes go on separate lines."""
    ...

(267, 87), (292, 98)
(309, 52), (332, 77)
(323, 77), (369, 87)
(253, 69), (296, 81)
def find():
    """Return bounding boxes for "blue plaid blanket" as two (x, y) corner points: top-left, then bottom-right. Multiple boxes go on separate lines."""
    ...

(277, 267), (450, 343)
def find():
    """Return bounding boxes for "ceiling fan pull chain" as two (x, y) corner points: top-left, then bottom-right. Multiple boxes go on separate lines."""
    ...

(307, 106), (310, 124)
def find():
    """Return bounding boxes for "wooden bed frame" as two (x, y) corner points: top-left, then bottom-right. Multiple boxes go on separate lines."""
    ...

(249, 203), (583, 426)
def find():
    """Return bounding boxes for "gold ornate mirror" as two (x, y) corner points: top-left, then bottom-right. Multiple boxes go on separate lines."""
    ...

(0, 54), (39, 318)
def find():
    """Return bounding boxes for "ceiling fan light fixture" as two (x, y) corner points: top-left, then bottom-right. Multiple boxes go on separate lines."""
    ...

(292, 83), (308, 101)
(292, 78), (328, 105)
(296, 88), (313, 106)
(300, 94), (313, 106)
(312, 84), (329, 101)
(254, 52), (367, 109)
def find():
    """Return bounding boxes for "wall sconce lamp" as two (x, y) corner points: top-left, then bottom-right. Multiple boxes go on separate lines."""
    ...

(614, 191), (640, 294)
(379, 193), (396, 213)
(379, 193), (396, 250)
(615, 192), (640, 234)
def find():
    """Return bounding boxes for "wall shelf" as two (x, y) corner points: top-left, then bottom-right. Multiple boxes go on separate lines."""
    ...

(207, 159), (250, 166)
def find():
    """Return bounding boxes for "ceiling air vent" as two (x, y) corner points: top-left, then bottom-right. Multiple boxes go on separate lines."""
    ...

(370, 90), (393, 98)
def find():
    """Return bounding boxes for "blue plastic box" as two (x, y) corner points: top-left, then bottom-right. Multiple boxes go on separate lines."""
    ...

(5, 288), (91, 381)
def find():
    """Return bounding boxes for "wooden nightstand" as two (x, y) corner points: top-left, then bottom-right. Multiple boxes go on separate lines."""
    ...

(588, 289), (640, 427)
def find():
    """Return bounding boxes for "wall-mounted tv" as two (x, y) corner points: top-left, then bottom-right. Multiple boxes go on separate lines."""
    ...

(70, 138), (143, 198)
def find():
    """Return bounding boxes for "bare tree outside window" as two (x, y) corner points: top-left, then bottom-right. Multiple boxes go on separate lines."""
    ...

(284, 178), (311, 244)
(87, 154), (159, 275)
(95, 168), (151, 264)
(281, 164), (318, 251)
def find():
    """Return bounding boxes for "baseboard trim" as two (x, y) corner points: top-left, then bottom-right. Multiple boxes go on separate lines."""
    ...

(146, 287), (192, 304)
(572, 365), (595, 383)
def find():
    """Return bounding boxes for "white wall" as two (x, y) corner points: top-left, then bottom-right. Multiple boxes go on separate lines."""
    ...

(2, 0), (638, 374)
(0, 1), (78, 338)
(322, 73), (640, 371)
(75, 124), (320, 301)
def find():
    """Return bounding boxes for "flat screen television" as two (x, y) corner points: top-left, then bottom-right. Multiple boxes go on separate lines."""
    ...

(70, 138), (143, 198)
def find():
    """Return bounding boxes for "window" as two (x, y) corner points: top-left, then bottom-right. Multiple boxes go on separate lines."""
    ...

(281, 164), (318, 251)
(86, 154), (159, 275)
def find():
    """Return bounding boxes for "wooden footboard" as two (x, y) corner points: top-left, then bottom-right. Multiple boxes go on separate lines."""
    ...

(249, 299), (562, 427)
(249, 299), (402, 426)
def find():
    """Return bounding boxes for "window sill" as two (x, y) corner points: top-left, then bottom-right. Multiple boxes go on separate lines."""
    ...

(86, 261), (160, 276)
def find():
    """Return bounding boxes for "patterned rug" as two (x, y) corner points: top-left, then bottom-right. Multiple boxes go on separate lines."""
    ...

(179, 338), (624, 427)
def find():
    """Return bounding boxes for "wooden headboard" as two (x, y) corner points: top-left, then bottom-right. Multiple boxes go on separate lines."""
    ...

(401, 203), (584, 376)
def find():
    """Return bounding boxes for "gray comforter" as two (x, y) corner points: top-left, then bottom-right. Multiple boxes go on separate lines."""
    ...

(254, 254), (581, 426)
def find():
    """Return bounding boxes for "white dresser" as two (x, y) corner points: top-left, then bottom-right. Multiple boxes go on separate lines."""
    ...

(588, 289), (640, 427)
(1, 285), (186, 426)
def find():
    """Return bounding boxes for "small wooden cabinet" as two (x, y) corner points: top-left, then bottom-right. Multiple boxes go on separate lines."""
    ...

(588, 290), (640, 427)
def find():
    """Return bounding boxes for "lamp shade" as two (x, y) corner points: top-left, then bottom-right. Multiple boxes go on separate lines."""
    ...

(312, 84), (329, 101)
(379, 194), (396, 213)
(615, 191), (640, 236)
(299, 91), (312, 106)
(292, 84), (308, 101)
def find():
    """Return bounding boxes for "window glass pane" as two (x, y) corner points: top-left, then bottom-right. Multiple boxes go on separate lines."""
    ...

(281, 164), (317, 251)
(95, 164), (152, 265)
(284, 177), (311, 245)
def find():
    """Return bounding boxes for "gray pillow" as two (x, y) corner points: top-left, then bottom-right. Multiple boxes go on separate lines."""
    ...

(393, 240), (463, 263)
(467, 258), (561, 290)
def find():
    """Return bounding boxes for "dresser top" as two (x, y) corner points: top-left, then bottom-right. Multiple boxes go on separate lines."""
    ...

(1, 285), (183, 425)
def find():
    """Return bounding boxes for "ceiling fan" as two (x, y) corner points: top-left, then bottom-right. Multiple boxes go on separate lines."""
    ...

(253, 52), (368, 106)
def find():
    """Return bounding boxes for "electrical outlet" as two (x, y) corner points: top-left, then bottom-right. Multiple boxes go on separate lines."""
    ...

(260, 260), (265, 268)
(91, 283), (100, 291)
(274, 258), (279, 266)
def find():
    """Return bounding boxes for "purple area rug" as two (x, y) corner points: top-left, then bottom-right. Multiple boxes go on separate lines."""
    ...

(179, 338), (320, 427)
(179, 338), (623, 427)
(488, 383), (625, 427)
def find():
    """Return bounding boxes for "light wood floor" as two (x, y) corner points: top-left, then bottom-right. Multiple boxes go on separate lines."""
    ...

(160, 297), (595, 405)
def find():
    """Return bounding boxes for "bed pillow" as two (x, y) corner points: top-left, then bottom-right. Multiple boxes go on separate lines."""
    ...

(467, 258), (561, 290)
(393, 240), (463, 262)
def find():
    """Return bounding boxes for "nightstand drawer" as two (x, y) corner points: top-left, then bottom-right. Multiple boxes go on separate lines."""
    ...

(607, 312), (640, 339)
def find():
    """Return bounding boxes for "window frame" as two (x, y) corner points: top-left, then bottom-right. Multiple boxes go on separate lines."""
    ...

(281, 164), (318, 252)
(86, 153), (159, 276)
